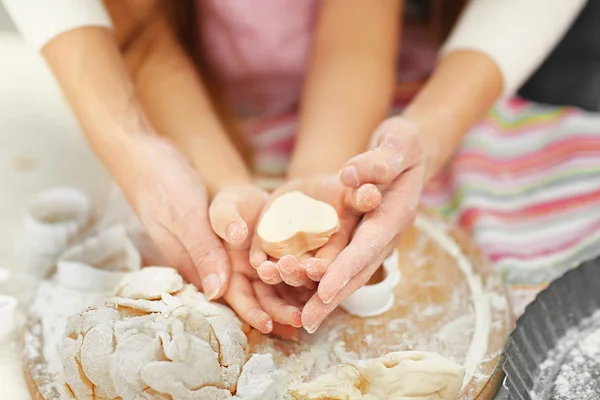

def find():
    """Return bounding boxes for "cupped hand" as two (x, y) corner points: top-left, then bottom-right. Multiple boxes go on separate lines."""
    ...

(211, 184), (310, 340)
(249, 174), (382, 288)
(302, 117), (426, 333)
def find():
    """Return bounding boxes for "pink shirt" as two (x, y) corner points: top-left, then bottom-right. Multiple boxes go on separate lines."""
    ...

(198, 0), (318, 118)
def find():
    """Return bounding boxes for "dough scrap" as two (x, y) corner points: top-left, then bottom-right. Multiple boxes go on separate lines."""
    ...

(257, 191), (340, 258)
(289, 351), (465, 400)
(115, 266), (184, 300)
(60, 267), (248, 400)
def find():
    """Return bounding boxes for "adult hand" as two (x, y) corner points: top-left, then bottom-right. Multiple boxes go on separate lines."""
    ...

(302, 117), (426, 333)
(212, 184), (309, 340)
(249, 174), (382, 288)
(122, 136), (236, 300)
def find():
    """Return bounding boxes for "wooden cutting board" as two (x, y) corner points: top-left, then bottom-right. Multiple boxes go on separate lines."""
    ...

(22, 211), (512, 399)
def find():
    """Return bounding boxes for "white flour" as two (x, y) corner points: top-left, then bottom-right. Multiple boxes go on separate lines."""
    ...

(414, 215), (492, 387)
(532, 309), (600, 400)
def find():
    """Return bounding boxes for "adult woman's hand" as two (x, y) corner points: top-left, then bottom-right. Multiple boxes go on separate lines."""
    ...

(212, 184), (308, 340)
(301, 117), (426, 333)
(121, 135), (239, 300)
(249, 175), (382, 288)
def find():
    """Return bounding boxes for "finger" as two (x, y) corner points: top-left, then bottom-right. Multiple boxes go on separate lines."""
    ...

(152, 228), (201, 287)
(302, 240), (396, 333)
(224, 274), (273, 334)
(271, 323), (300, 341)
(209, 192), (248, 246)
(277, 254), (312, 287)
(249, 231), (268, 269)
(175, 215), (232, 301)
(340, 120), (422, 188)
(318, 165), (424, 304)
(344, 183), (382, 213)
(257, 261), (283, 285)
(305, 221), (353, 282)
(253, 282), (302, 328)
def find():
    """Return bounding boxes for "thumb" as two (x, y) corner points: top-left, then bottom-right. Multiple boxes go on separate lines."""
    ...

(177, 215), (232, 300)
(209, 190), (249, 246)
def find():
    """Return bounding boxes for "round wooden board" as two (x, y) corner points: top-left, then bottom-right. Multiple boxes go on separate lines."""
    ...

(23, 211), (512, 400)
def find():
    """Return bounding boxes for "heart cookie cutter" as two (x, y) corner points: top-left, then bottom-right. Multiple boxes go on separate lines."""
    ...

(340, 250), (401, 317)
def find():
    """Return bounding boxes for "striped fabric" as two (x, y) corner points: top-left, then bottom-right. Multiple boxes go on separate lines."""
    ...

(241, 96), (600, 318)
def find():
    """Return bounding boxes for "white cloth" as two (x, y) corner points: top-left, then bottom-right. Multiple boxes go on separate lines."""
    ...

(442, 0), (587, 96)
(1, 0), (112, 50)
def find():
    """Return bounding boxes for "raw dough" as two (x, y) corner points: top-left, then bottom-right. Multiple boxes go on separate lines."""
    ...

(257, 191), (340, 258)
(115, 266), (183, 300)
(289, 351), (465, 400)
(60, 267), (249, 400)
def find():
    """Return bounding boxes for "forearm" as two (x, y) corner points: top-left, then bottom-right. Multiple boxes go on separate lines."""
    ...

(120, 14), (250, 196)
(42, 27), (155, 186)
(402, 51), (502, 180)
(287, 0), (402, 179)
(406, 0), (585, 180)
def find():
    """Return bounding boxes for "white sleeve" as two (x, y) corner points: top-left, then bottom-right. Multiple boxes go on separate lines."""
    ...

(441, 0), (587, 96)
(1, 0), (113, 51)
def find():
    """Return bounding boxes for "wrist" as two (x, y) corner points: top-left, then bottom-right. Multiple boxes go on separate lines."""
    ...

(183, 135), (252, 197)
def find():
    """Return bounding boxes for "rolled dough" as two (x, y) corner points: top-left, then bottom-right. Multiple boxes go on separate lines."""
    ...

(289, 351), (465, 400)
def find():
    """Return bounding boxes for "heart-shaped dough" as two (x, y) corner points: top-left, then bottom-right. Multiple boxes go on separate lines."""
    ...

(257, 191), (340, 258)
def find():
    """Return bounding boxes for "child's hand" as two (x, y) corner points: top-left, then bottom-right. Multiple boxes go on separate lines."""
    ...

(301, 117), (425, 333)
(211, 184), (305, 340)
(249, 174), (381, 288)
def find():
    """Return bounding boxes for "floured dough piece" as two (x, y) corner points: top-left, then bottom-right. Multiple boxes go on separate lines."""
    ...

(290, 351), (465, 400)
(61, 267), (249, 400)
(57, 224), (141, 292)
(257, 191), (340, 258)
(115, 266), (184, 300)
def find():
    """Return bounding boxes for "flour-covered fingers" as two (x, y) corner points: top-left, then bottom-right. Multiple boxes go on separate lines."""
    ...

(344, 183), (382, 213)
(302, 240), (396, 334)
(340, 118), (422, 188)
(277, 254), (313, 287)
(224, 274), (272, 334)
(253, 282), (302, 328)
(318, 165), (424, 304)
(249, 232), (268, 269)
(209, 193), (248, 246)
(257, 261), (283, 285)
(306, 219), (354, 281)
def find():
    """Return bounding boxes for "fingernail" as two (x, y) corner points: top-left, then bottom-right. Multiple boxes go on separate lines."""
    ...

(265, 319), (273, 333)
(226, 222), (247, 244)
(340, 166), (360, 187)
(202, 274), (221, 300)
(305, 322), (320, 334)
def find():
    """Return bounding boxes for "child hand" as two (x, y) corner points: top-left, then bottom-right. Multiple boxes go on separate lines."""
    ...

(249, 174), (382, 288)
(301, 117), (425, 333)
(211, 184), (306, 340)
